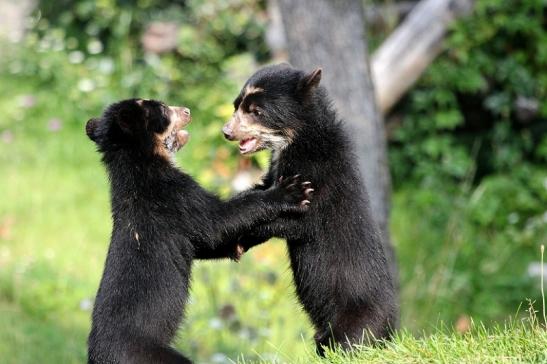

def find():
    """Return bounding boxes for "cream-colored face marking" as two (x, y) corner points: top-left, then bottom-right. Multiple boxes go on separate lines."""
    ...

(222, 85), (294, 154)
(136, 99), (150, 106)
(154, 105), (191, 159)
(167, 106), (191, 128)
(244, 85), (264, 97)
(224, 107), (292, 154)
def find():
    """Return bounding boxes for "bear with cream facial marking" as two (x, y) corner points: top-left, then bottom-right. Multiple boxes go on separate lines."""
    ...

(86, 98), (313, 364)
(223, 64), (397, 355)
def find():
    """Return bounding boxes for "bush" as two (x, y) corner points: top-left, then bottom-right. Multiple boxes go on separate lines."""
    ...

(389, 0), (547, 329)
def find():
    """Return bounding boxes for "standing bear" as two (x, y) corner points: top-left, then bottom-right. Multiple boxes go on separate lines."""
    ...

(223, 64), (398, 355)
(86, 98), (313, 364)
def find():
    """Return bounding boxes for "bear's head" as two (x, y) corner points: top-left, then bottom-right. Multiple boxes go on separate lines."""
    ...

(222, 64), (322, 155)
(86, 98), (191, 158)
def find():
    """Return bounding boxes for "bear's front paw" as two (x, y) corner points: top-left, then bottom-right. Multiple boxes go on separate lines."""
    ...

(277, 175), (314, 212)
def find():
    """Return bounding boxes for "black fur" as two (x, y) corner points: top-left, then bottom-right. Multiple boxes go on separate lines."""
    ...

(227, 65), (397, 354)
(86, 98), (311, 363)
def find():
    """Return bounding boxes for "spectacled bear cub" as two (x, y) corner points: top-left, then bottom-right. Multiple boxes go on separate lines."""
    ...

(86, 98), (313, 364)
(223, 64), (397, 354)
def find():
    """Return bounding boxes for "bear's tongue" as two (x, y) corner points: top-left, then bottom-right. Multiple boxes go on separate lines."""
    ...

(239, 138), (257, 154)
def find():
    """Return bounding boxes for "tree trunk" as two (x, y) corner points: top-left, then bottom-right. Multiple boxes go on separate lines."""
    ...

(268, 0), (474, 114)
(278, 0), (399, 297)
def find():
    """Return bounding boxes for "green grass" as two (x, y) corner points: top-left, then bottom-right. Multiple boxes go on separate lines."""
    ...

(1, 58), (546, 363)
(0, 302), (88, 363)
(305, 321), (547, 364)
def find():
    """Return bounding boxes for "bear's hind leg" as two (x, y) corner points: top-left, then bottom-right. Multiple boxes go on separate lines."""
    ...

(314, 306), (393, 356)
(314, 328), (354, 357)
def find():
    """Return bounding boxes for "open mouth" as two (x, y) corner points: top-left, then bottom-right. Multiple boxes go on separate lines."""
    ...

(239, 137), (258, 154)
(164, 128), (189, 153)
(164, 106), (191, 153)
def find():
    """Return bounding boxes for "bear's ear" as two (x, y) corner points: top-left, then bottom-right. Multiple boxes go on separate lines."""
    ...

(117, 113), (131, 135)
(297, 67), (322, 94)
(86, 118), (100, 141)
(116, 108), (137, 135)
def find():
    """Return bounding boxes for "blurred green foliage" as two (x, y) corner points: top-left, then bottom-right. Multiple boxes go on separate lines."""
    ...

(0, 0), (546, 363)
(388, 0), (546, 330)
(2, 0), (269, 192)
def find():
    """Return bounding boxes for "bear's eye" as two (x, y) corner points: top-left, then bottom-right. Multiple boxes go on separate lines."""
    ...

(252, 108), (263, 117)
(159, 105), (169, 117)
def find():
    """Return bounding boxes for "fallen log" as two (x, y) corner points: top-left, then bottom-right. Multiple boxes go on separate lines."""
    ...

(372, 0), (474, 113)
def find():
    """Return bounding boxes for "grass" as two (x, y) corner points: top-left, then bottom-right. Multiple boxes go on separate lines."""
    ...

(0, 302), (88, 363)
(1, 58), (546, 363)
(311, 321), (547, 364)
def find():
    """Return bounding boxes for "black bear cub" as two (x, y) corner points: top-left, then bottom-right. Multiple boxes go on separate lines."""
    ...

(86, 98), (312, 364)
(223, 64), (397, 354)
